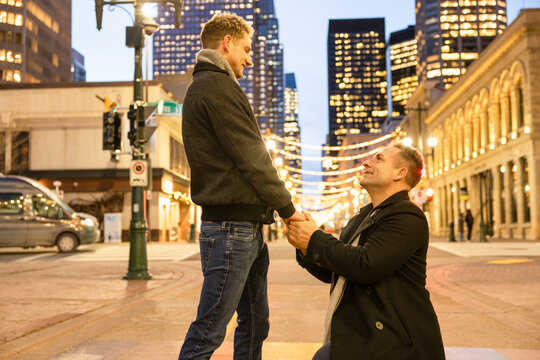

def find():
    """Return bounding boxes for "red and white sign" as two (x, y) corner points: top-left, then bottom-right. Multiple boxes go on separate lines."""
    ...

(130, 160), (148, 187)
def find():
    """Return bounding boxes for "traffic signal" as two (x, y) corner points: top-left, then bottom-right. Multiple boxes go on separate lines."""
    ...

(103, 111), (122, 151)
(127, 104), (137, 146)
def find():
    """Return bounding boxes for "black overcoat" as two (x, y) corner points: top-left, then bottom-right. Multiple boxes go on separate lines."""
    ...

(298, 191), (445, 360)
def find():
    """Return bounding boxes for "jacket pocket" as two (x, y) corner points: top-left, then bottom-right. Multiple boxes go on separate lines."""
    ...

(387, 301), (413, 347)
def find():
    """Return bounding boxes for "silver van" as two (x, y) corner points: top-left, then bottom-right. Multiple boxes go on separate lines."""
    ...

(0, 175), (100, 252)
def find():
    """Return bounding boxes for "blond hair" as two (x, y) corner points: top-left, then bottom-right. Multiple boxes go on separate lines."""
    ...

(392, 143), (425, 189)
(200, 12), (253, 49)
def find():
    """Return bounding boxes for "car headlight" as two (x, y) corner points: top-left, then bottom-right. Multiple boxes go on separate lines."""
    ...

(81, 218), (95, 227)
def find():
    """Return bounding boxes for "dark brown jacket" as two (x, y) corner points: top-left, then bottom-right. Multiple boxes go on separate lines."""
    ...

(298, 191), (445, 359)
(182, 61), (295, 223)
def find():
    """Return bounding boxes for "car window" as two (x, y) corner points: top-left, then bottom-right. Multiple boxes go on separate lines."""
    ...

(32, 194), (66, 219)
(0, 193), (24, 214)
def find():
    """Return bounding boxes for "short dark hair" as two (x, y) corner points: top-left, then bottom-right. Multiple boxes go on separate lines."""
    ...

(200, 13), (253, 49)
(392, 143), (424, 189)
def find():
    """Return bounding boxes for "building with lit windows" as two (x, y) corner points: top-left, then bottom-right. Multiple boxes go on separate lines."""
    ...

(327, 18), (387, 151)
(283, 73), (301, 178)
(415, 0), (507, 89)
(71, 48), (85, 82)
(390, 25), (417, 117)
(0, 0), (71, 84)
(153, 0), (285, 135)
(407, 9), (540, 240)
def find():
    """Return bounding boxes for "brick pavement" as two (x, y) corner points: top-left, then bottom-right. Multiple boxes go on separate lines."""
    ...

(0, 241), (539, 359)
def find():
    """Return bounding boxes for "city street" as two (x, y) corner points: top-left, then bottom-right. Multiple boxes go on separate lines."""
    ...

(0, 237), (539, 360)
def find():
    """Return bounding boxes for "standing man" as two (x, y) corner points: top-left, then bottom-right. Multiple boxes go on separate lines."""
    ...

(465, 209), (474, 241)
(287, 144), (445, 360)
(179, 13), (303, 360)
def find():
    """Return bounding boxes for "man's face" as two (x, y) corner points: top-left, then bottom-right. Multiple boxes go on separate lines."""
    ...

(360, 147), (404, 189)
(224, 32), (253, 79)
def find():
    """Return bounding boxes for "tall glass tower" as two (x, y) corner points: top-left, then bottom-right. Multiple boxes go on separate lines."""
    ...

(153, 0), (285, 135)
(284, 73), (301, 178)
(327, 18), (387, 149)
(390, 25), (417, 117)
(415, 0), (507, 89)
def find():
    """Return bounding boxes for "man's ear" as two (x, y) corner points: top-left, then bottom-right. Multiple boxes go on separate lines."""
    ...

(394, 167), (408, 182)
(222, 35), (232, 52)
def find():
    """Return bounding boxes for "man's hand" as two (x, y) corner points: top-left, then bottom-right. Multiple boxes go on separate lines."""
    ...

(286, 211), (319, 255)
(282, 209), (306, 227)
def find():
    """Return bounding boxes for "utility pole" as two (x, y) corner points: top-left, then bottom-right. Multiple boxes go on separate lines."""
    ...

(95, 0), (183, 280)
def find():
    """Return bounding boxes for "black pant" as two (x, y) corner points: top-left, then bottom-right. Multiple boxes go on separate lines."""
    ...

(467, 225), (473, 240)
(313, 343), (331, 360)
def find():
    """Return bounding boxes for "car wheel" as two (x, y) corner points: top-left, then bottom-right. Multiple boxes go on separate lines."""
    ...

(56, 233), (79, 253)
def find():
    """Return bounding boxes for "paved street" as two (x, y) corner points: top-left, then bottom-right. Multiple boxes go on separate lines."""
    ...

(0, 237), (539, 360)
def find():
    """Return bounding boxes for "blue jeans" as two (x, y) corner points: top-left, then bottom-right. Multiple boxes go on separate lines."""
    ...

(179, 221), (269, 360)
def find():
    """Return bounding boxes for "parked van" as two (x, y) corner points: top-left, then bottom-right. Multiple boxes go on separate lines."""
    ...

(0, 175), (100, 252)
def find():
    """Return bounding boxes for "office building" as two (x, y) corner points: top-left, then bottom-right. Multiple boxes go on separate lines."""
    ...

(415, 0), (507, 89)
(390, 25), (417, 117)
(153, 0), (285, 134)
(71, 48), (86, 82)
(283, 73), (301, 178)
(0, 0), (72, 84)
(327, 18), (387, 150)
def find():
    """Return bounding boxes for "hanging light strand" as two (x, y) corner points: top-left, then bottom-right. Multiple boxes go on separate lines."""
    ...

(266, 129), (400, 151)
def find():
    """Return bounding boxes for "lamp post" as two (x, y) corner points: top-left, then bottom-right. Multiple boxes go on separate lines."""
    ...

(95, 0), (183, 280)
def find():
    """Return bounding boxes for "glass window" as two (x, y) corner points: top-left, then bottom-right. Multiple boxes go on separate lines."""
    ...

(0, 192), (24, 214)
(499, 165), (505, 223)
(520, 157), (530, 223)
(170, 136), (190, 179)
(32, 195), (66, 219)
(509, 161), (517, 223)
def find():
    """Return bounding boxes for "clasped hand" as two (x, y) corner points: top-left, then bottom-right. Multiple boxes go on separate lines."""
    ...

(284, 211), (319, 255)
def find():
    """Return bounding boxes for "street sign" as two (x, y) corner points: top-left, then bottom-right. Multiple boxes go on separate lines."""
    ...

(130, 160), (148, 187)
(147, 100), (182, 115)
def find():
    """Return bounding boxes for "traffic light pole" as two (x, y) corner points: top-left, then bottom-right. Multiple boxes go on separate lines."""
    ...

(124, 0), (151, 280)
(95, 0), (182, 280)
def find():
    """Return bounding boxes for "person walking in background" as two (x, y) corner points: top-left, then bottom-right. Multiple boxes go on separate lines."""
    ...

(179, 13), (304, 360)
(286, 144), (445, 360)
(458, 213), (465, 242)
(465, 209), (474, 242)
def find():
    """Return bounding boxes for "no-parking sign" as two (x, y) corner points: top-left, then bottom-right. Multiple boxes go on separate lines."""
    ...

(130, 160), (148, 186)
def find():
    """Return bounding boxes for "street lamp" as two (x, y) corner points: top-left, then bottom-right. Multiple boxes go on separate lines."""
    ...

(95, 0), (183, 280)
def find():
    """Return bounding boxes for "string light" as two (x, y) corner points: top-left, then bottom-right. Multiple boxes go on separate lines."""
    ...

(284, 164), (365, 176)
(265, 130), (401, 151)
(276, 147), (382, 162)
(288, 176), (358, 187)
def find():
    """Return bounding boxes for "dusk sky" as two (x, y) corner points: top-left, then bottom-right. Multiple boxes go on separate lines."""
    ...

(73, 0), (530, 171)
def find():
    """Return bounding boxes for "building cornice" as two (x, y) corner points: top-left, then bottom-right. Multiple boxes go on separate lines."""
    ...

(426, 9), (539, 125)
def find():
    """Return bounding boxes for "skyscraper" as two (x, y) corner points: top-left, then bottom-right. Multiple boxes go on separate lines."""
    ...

(153, 0), (285, 135)
(284, 73), (301, 178)
(0, 0), (72, 84)
(415, 0), (507, 89)
(71, 48), (86, 82)
(390, 25), (417, 117)
(327, 18), (387, 150)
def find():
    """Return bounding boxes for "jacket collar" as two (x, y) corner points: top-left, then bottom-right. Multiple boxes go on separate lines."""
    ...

(193, 61), (230, 77)
(372, 190), (410, 210)
(347, 191), (410, 244)
(358, 190), (410, 214)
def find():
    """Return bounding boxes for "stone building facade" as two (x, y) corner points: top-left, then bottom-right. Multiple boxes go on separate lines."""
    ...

(407, 9), (540, 240)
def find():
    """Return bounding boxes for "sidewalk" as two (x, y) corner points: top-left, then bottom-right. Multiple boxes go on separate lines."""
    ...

(0, 241), (539, 359)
